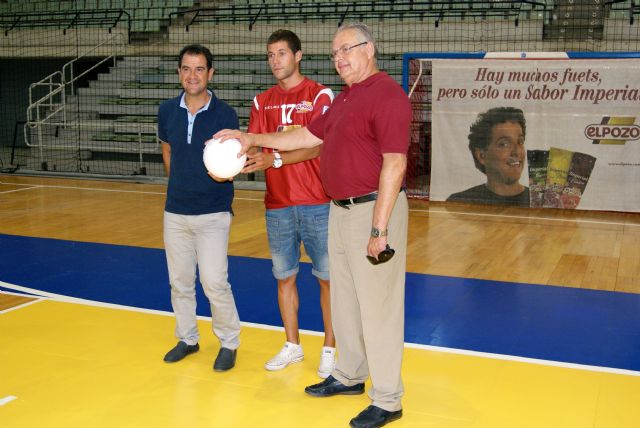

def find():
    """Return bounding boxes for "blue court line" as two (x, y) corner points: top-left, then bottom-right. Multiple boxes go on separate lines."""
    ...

(1, 233), (639, 372)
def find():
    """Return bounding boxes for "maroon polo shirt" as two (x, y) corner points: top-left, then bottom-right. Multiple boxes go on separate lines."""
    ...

(307, 72), (411, 200)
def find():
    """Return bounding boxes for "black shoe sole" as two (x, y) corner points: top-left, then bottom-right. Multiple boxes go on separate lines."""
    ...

(349, 411), (402, 428)
(163, 348), (199, 363)
(213, 365), (235, 372)
(305, 388), (365, 397)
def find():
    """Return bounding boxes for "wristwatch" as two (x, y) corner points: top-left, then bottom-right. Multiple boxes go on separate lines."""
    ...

(370, 227), (388, 238)
(272, 152), (283, 169)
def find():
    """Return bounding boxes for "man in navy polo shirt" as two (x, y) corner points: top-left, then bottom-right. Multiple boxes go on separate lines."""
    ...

(158, 44), (241, 372)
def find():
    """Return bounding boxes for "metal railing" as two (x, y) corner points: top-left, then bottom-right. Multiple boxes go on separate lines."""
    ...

(26, 32), (125, 132)
(62, 32), (125, 95)
(169, 1), (551, 31)
(24, 32), (158, 170)
(0, 9), (130, 37)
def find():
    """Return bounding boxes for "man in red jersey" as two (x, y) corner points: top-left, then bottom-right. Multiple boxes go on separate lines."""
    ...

(242, 30), (336, 378)
(217, 23), (410, 428)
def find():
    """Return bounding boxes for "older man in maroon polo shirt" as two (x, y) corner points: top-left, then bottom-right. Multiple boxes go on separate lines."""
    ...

(216, 23), (411, 428)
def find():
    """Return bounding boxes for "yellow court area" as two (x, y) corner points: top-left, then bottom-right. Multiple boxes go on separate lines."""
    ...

(1, 175), (640, 427)
(0, 296), (639, 428)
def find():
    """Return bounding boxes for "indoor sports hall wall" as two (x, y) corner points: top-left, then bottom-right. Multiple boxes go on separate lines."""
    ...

(406, 52), (640, 210)
(1, 0), (640, 200)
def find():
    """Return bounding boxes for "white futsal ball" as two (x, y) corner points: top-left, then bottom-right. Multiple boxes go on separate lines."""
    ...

(203, 138), (247, 179)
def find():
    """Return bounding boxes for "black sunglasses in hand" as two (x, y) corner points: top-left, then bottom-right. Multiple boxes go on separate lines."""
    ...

(366, 245), (395, 265)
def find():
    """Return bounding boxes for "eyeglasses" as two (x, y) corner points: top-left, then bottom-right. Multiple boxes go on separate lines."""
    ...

(330, 41), (368, 61)
(366, 245), (395, 265)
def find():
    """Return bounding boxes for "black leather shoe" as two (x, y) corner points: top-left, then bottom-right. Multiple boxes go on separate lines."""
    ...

(164, 341), (199, 363)
(304, 375), (365, 397)
(213, 347), (237, 371)
(349, 405), (402, 428)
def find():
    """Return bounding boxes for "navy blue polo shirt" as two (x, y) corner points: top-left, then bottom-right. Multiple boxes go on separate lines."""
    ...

(158, 91), (239, 215)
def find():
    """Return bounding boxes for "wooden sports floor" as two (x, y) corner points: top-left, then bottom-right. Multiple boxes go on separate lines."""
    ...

(1, 174), (639, 428)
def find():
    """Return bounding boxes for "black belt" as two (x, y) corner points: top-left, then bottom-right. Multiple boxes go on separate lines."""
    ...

(332, 192), (378, 209)
(332, 188), (405, 209)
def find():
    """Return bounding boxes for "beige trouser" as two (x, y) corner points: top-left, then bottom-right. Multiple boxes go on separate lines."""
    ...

(328, 193), (408, 412)
(164, 211), (241, 350)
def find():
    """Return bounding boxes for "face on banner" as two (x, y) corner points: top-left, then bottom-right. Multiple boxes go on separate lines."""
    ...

(478, 121), (526, 186)
(430, 58), (640, 212)
(444, 105), (529, 207)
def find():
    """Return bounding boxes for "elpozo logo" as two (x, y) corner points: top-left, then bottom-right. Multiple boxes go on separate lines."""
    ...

(585, 116), (640, 145)
(295, 101), (313, 113)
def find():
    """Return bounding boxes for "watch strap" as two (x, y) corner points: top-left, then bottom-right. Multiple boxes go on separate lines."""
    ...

(371, 227), (388, 237)
(272, 152), (282, 168)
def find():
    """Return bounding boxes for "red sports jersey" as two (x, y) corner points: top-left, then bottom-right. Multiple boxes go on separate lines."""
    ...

(248, 77), (333, 209)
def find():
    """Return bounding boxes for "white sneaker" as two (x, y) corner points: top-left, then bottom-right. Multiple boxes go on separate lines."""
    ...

(317, 346), (336, 378)
(265, 342), (304, 371)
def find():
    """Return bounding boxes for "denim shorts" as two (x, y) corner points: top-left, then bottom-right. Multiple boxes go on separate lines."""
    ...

(265, 203), (330, 281)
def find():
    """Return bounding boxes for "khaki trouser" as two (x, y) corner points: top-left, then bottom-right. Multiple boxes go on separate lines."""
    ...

(164, 211), (241, 350)
(328, 193), (408, 412)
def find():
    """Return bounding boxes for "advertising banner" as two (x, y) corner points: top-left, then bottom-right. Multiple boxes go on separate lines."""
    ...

(430, 58), (640, 212)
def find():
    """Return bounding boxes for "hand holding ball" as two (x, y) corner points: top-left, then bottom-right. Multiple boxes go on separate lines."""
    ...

(203, 138), (247, 179)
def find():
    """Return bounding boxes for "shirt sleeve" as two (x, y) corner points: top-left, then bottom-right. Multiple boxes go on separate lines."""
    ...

(310, 87), (334, 122)
(247, 96), (260, 134)
(373, 83), (412, 154)
(307, 105), (328, 140)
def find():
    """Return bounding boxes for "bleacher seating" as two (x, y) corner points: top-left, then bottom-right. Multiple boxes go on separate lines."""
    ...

(0, 0), (196, 34)
(71, 53), (401, 134)
(0, 0), (554, 38)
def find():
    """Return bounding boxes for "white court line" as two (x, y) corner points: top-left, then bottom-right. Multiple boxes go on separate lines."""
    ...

(0, 396), (17, 406)
(0, 280), (173, 316)
(0, 289), (38, 298)
(3, 180), (638, 227)
(0, 180), (263, 202)
(234, 196), (264, 202)
(0, 181), (166, 196)
(1, 280), (320, 332)
(1, 279), (638, 377)
(0, 297), (46, 314)
(0, 289), (48, 314)
(0, 186), (41, 195)
(412, 207), (640, 228)
(406, 342), (640, 377)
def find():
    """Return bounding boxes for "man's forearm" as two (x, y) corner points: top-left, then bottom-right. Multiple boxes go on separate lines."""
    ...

(250, 127), (322, 151)
(371, 153), (407, 232)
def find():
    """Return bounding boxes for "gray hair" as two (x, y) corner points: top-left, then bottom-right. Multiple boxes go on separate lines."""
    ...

(335, 22), (378, 57)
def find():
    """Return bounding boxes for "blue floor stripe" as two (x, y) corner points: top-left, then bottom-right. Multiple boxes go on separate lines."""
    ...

(1, 233), (639, 371)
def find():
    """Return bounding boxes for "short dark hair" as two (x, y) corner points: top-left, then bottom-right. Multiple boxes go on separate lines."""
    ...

(267, 29), (302, 53)
(468, 107), (526, 173)
(178, 44), (213, 69)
